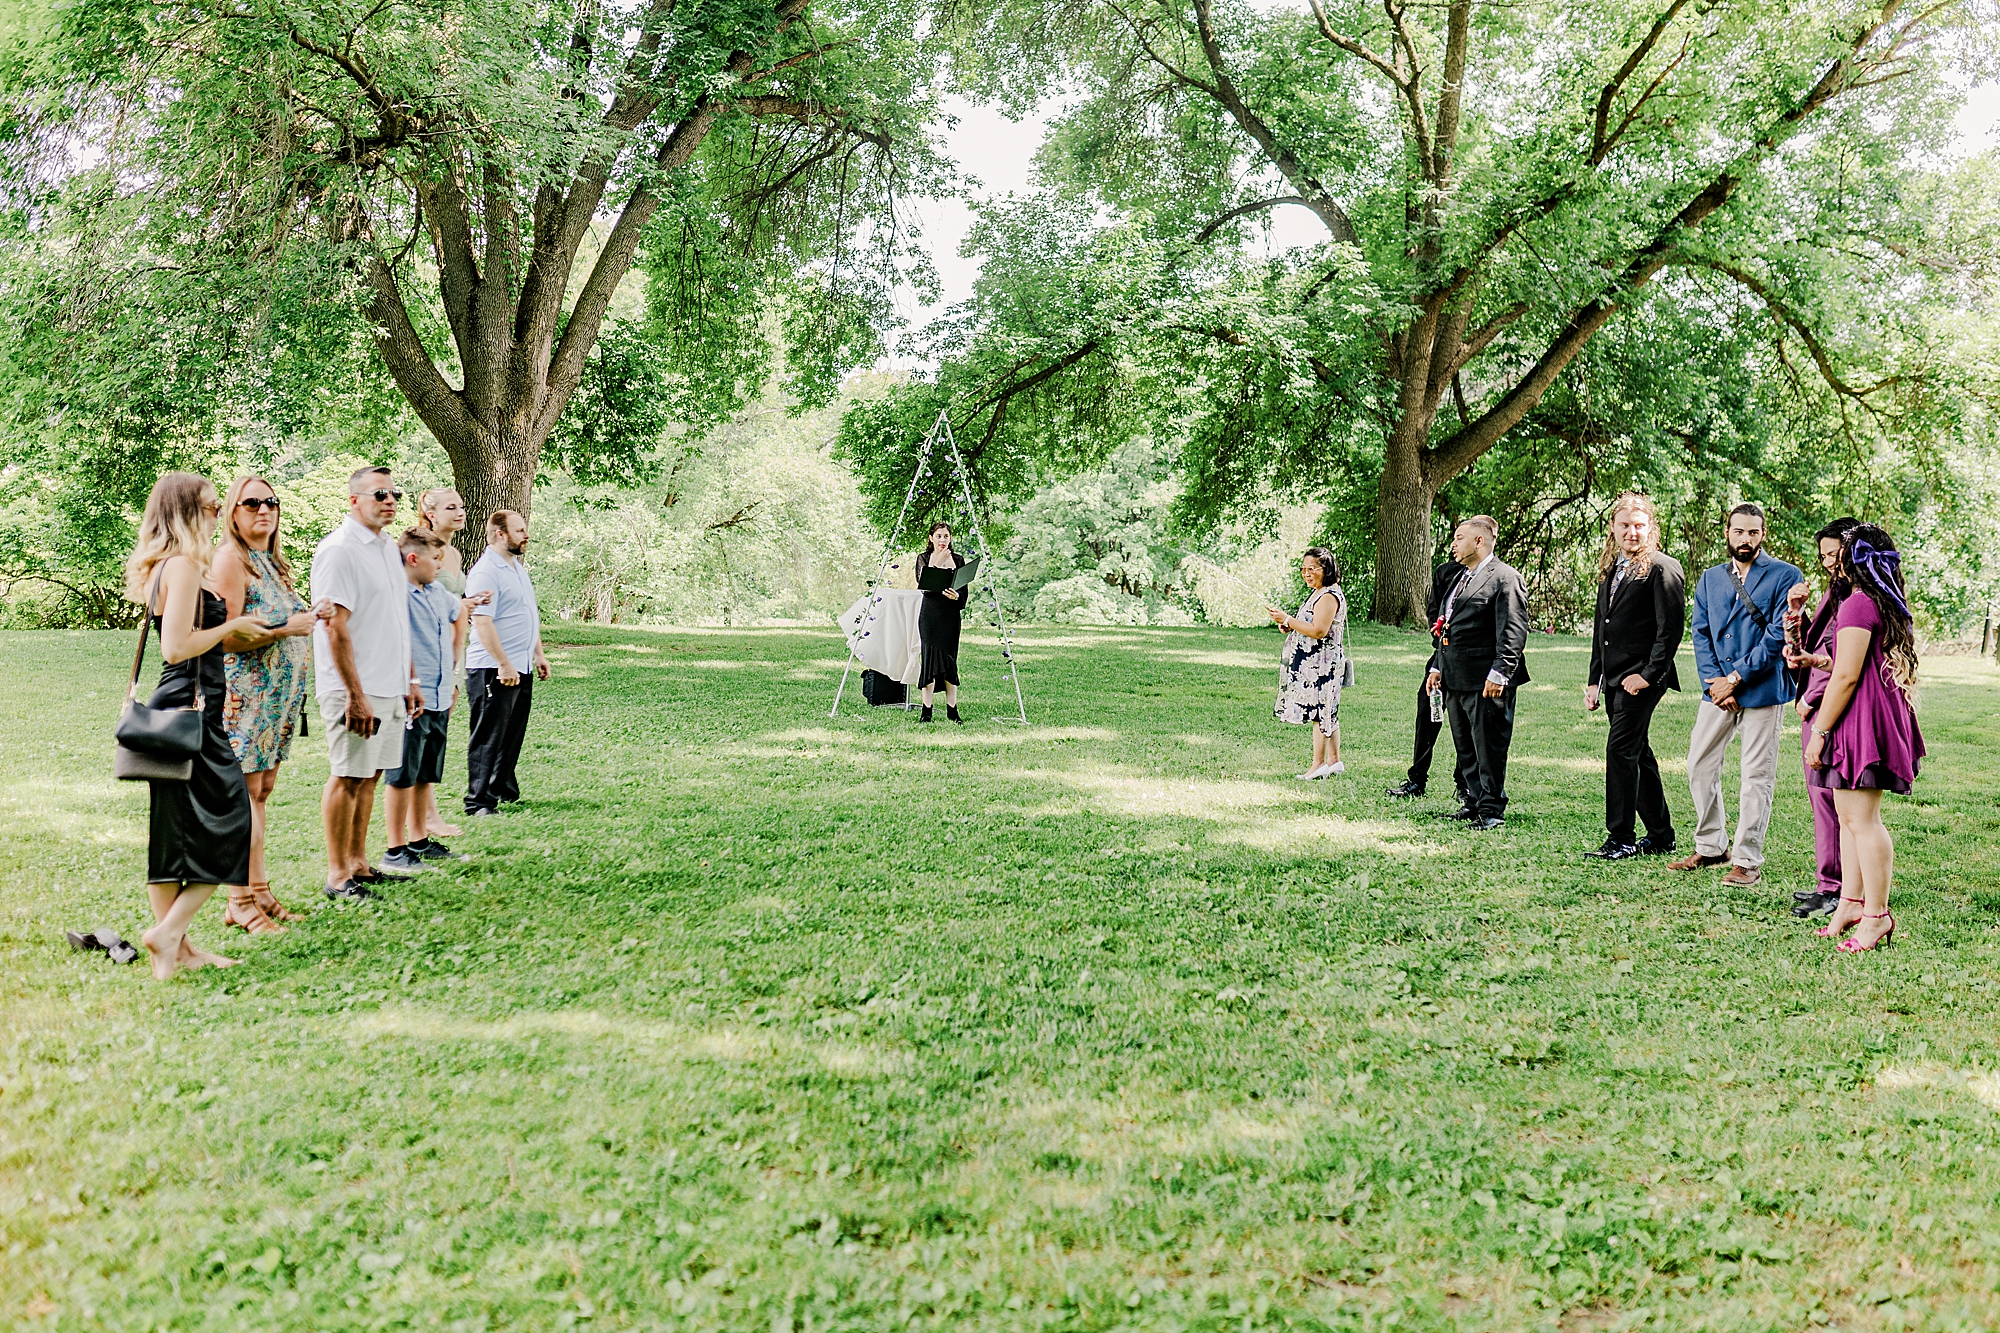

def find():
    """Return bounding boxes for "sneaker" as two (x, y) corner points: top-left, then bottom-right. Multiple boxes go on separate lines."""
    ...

(412, 839), (461, 862)
(324, 880), (377, 902)
(466, 807), (501, 818)
(380, 847), (431, 874)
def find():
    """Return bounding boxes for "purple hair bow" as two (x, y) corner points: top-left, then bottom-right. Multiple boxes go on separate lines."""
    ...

(1849, 537), (1909, 617)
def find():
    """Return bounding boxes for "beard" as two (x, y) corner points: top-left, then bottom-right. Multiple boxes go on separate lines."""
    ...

(1731, 543), (1759, 563)
(507, 539), (526, 556)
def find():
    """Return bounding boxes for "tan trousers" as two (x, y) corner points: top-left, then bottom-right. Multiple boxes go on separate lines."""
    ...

(1686, 698), (1782, 868)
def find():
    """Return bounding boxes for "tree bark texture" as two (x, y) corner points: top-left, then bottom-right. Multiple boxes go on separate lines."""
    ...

(1117, 0), (1921, 622)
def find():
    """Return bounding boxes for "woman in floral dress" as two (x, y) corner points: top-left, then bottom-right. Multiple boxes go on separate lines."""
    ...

(212, 475), (325, 933)
(1271, 547), (1348, 779)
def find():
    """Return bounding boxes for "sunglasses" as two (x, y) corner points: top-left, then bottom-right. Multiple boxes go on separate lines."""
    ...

(238, 497), (281, 512)
(365, 489), (404, 503)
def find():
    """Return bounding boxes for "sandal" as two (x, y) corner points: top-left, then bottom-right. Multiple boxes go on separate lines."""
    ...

(223, 886), (286, 935)
(1815, 896), (1864, 939)
(252, 881), (305, 922)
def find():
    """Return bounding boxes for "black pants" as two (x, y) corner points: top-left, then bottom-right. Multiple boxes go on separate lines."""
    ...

(1445, 687), (1515, 820)
(465, 670), (533, 813)
(1407, 677), (1449, 791)
(1604, 683), (1672, 844)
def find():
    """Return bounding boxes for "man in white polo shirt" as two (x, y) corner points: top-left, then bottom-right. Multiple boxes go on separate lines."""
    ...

(312, 466), (421, 901)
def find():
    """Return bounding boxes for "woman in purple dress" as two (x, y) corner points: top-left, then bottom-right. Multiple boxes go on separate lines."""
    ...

(1801, 523), (1924, 952)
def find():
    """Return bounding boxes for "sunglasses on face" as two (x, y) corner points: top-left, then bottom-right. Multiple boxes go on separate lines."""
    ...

(238, 497), (281, 512)
(365, 489), (404, 503)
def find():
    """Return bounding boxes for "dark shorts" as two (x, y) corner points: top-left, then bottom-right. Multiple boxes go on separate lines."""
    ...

(385, 707), (450, 788)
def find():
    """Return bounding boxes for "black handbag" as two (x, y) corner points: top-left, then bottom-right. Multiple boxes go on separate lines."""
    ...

(113, 575), (203, 782)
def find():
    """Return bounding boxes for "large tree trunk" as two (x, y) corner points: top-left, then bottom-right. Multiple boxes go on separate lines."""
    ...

(443, 422), (541, 564)
(1371, 430), (1437, 626)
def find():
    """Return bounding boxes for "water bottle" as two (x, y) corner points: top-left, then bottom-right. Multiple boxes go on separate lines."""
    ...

(1429, 685), (1445, 723)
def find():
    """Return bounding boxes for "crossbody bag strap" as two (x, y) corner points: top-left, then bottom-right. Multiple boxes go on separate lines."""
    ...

(1724, 564), (1770, 632)
(129, 564), (206, 709)
(128, 574), (160, 702)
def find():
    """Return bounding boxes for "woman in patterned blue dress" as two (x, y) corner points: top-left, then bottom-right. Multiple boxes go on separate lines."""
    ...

(212, 475), (326, 933)
(1271, 547), (1348, 779)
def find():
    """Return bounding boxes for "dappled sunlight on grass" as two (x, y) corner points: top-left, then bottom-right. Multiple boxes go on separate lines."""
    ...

(1050, 767), (1316, 820)
(1875, 1065), (2000, 1115)
(1150, 647), (1275, 670)
(352, 1006), (910, 1077)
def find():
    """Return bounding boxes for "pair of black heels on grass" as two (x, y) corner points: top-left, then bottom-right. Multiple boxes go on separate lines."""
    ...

(920, 704), (962, 725)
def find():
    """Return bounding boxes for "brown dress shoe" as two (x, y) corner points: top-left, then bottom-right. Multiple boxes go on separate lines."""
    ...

(1721, 864), (1761, 887)
(1666, 851), (1728, 871)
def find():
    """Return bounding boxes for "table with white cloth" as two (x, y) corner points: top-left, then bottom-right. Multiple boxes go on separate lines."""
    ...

(838, 589), (923, 685)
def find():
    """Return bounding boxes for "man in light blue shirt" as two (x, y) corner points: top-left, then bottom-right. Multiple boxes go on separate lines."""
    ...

(1670, 502), (1803, 887)
(463, 509), (550, 815)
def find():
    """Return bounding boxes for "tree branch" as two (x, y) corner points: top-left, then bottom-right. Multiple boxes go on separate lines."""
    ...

(1673, 256), (1903, 405)
(1195, 195), (1308, 243)
(1190, 0), (1359, 244)
(1590, 0), (1694, 164)
(1422, 0), (1910, 484)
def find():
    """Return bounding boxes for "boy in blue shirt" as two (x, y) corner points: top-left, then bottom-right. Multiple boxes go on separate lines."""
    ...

(383, 527), (473, 871)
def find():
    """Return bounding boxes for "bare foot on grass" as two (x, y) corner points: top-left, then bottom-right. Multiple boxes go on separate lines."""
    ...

(142, 926), (179, 981)
(427, 820), (462, 838)
(180, 937), (239, 970)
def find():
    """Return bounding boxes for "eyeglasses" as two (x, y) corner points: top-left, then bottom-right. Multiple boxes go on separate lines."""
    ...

(367, 489), (404, 502)
(238, 497), (281, 512)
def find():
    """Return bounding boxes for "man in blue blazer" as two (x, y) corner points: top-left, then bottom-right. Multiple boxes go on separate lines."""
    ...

(1667, 503), (1803, 887)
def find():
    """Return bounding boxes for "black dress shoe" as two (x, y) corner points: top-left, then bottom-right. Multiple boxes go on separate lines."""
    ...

(1793, 887), (1826, 902)
(1385, 780), (1425, 798)
(1636, 835), (1675, 856)
(1446, 806), (1479, 821)
(1470, 817), (1505, 831)
(1585, 840), (1641, 860)
(1792, 889), (1841, 918)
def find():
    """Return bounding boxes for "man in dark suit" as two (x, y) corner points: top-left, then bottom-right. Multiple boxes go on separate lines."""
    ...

(1432, 515), (1530, 830)
(1386, 560), (1471, 801)
(1584, 493), (1686, 860)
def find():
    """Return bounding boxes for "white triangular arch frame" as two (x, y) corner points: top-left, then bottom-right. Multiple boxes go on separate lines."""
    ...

(830, 409), (1028, 724)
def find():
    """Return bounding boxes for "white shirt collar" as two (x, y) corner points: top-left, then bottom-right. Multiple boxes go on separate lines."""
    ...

(340, 513), (392, 545)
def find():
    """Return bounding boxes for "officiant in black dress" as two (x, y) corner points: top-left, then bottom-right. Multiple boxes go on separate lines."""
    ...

(915, 522), (966, 724)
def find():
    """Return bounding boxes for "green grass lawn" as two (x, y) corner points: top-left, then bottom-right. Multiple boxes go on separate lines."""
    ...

(4, 621), (2000, 1333)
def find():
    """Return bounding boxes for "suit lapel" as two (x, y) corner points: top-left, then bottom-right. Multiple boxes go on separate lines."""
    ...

(1451, 561), (1497, 622)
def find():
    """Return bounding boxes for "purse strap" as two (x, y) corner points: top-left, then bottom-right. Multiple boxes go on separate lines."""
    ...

(128, 566), (203, 709)
(127, 574), (160, 702)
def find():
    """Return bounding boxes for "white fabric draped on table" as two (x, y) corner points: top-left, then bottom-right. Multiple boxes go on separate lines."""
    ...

(838, 589), (923, 685)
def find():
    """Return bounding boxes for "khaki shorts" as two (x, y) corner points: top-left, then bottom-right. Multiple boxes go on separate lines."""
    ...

(320, 692), (408, 779)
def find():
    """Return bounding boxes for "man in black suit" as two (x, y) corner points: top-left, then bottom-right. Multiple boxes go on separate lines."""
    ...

(1584, 493), (1686, 860)
(1386, 560), (1471, 801)
(1432, 515), (1530, 830)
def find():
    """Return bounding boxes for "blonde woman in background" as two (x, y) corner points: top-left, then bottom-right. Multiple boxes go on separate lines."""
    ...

(417, 488), (471, 594)
(211, 475), (328, 933)
(124, 474), (273, 978)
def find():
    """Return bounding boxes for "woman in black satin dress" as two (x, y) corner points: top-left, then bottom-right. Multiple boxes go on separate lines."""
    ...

(914, 522), (965, 724)
(124, 474), (272, 980)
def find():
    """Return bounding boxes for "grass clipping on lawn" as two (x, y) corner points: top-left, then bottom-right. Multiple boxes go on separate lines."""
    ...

(3, 622), (1998, 1332)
